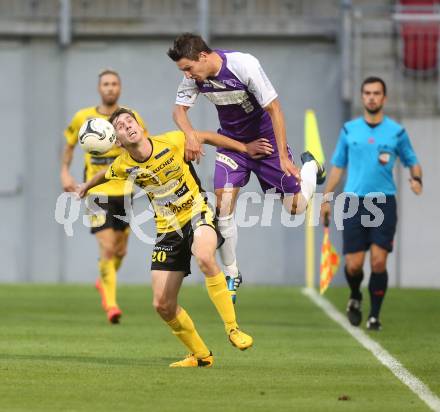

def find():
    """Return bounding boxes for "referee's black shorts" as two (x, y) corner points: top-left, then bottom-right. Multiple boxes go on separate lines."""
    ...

(342, 195), (397, 254)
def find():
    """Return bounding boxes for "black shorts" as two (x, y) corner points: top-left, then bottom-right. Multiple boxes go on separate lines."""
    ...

(151, 215), (224, 276)
(342, 195), (397, 254)
(86, 195), (131, 234)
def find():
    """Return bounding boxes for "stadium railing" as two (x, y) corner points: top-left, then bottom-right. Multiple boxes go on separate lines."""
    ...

(0, 0), (339, 38)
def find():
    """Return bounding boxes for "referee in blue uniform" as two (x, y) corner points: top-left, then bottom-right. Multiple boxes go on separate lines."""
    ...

(321, 77), (423, 330)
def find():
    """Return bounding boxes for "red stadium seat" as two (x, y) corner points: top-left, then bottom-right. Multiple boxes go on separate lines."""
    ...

(398, 0), (440, 72)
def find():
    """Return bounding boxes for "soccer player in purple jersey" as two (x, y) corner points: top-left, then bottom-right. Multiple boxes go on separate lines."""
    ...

(168, 33), (325, 302)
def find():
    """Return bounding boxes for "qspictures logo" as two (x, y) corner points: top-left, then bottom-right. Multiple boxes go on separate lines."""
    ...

(55, 188), (386, 244)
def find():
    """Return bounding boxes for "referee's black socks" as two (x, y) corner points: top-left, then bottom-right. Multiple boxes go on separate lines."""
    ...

(345, 266), (364, 301)
(368, 270), (388, 319)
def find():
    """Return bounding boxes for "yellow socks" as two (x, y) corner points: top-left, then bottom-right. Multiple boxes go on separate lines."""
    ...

(98, 259), (117, 309)
(167, 308), (210, 359)
(205, 272), (238, 333)
(113, 256), (123, 272)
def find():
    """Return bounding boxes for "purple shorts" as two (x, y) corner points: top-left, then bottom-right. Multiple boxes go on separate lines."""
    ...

(214, 147), (301, 194)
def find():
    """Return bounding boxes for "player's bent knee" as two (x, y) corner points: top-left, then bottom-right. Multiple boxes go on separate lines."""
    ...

(115, 247), (127, 259)
(194, 251), (216, 273)
(115, 237), (128, 257)
(97, 238), (117, 260)
(153, 298), (176, 319)
(101, 247), (116, 260)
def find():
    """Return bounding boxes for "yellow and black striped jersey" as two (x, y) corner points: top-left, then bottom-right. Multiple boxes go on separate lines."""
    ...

(64, 106), (147, 196)
(105, 130), (213, 233)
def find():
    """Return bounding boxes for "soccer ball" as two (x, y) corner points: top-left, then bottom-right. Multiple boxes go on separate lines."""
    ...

(78, 118), (116, 155)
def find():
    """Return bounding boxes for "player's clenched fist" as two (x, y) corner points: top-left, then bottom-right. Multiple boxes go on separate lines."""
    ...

(184, 131), (205, 163)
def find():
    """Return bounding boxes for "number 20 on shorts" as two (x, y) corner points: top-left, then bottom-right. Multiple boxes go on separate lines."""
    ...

(152, 251), (167, 263)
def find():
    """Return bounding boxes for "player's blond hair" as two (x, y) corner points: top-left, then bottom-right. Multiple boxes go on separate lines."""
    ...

(98, 69), (121, 82)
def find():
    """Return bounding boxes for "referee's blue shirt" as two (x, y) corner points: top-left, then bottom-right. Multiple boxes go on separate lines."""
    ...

(331, 116), (419, 196)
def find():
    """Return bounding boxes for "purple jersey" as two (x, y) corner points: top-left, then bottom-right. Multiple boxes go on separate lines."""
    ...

(175, 49), (299, 194)
(175, 49), (278, 143)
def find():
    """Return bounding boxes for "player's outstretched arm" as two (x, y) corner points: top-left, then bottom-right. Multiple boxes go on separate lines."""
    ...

(173, 104), (204, 162)
(75, 169), (108, 199)
(264, 98), (299, 179)
(60, 143), (77, 192)
(195, 131), (274, 159)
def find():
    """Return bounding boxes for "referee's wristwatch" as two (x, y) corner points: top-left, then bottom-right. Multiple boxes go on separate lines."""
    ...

(412, 176), (423, 186)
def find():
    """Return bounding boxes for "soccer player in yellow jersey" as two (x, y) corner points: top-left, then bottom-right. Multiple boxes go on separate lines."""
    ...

(60, 70), (147, 324)
(76, 108), (273, 367)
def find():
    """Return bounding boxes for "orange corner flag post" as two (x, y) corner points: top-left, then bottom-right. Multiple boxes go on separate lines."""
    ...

(304, 110), (325, 289)
(319, 222), (340, 295)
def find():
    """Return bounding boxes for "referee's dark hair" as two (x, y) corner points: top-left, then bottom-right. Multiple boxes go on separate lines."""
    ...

(361, 76), (387, 96)
(167, 33), (212, 61)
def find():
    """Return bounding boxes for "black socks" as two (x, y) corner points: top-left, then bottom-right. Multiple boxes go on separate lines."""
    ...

(368, 271), (388, 319)
(345, 266), (364, 301)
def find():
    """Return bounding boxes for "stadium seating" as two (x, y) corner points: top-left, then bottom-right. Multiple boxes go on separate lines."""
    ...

(398, 0), (440, 72)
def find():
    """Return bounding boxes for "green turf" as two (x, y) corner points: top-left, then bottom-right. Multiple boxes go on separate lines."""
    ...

(326, 287), (440, 399)
(0, 284), (437, 412)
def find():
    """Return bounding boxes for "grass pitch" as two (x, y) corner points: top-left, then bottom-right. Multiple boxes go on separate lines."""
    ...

(0, 284), (438, 411)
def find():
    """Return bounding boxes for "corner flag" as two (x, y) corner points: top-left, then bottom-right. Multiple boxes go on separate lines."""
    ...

(304, 109), (326, 289)
(304, 110), (325, 165)
(319, 222), (340, 295)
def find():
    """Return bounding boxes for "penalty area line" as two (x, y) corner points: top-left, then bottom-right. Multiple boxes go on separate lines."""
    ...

(302, 288), (440, 412)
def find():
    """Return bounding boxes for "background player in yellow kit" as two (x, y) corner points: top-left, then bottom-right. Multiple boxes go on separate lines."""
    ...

(76, 108), (273, 367)
(60, 70), (147, 324)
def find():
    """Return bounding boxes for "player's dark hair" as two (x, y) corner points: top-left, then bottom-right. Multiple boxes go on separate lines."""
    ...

(167, 33), (212, 61)
(361, 76), (387, 96)
(98, 68), (121, 82)
(108, 107), (138, 125)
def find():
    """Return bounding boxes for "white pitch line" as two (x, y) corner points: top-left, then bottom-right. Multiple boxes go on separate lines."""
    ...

(302, 288), (440, 412)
